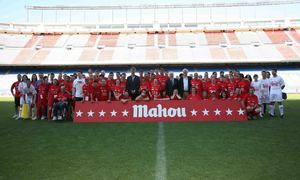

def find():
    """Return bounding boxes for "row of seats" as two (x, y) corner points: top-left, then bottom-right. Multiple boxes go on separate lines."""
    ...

(1, 30), (300, 48)
(0, 44), (299, 65)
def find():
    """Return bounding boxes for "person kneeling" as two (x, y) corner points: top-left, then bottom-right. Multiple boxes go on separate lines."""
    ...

(135, 89), (150, 101)
(244, 87), (260, 120)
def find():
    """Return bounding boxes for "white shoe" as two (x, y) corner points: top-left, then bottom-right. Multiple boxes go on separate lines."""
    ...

(12, 114), (17, 118)
(41, 116), (45, 120)
(16, 116), (21, 120)
(58, 116), (62, 120)
(31, 117), (37, 120)
(52, 117), (57, 121)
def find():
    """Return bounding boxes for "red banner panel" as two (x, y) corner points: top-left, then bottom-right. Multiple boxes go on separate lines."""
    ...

(74, 100), (247, 122)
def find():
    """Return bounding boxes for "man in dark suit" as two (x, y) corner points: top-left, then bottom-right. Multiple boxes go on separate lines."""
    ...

(178, 68), (192, 99)
(126, 67), (140, 100)
(165, 72), (178, 97)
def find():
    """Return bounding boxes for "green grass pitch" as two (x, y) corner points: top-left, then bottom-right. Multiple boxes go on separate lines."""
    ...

(0, 95), (300, 180)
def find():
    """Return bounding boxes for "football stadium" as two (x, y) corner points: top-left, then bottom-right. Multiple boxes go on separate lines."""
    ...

(1, 0), (300, 179)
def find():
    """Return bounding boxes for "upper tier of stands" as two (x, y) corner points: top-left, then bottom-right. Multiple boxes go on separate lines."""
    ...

(1, 29), (300, 65)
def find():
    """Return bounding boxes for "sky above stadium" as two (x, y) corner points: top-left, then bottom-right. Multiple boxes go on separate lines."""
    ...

(1, 0), (300, 23)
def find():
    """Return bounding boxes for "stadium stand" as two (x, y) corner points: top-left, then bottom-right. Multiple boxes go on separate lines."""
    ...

(1, 30), (300, 65)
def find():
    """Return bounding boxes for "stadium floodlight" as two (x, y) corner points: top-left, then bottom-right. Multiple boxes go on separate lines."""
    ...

(128, 43), (136, 49)
(252, 41), (260, 47)
(0, 44), (5, 50)
(158, 44), (166, 49)
(97, 45), (105, 50)
(285, 41), (293, 46)
(66, 45), (73, 50)
(219, 42), (227, 48)
(35, 44), (42, 50)
(189, 43), (196, 48)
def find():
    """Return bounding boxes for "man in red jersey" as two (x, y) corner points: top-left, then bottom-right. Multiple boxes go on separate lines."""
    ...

(218, 76), (228, 92)
(186, 87), (202, 101)
(243, 87), (260, 120)
(191, 72), (203, 97)
(11, 74), (22, 119)
(202, 72), (211, 92)
(233, 71), (241, 84)
(238, 74), (250, 98)
(227, 75), (237, 98)
(86, 71), (95, 87)
(135, 89), (150, 101)
(47, 79), (60, 120)
(57, 73), (64, 85)
(36, 77), (48, 120)
(82, 79), (91, 102)
(53, 85), (70, 121)
(149, 79), (161, 100)
(63, 76), (73, 95)
(90, 80), (101, 102)
(139, 77), (150, 94)
(111, 79), (124, 101)
(120, 91), (132, 103)
(120, 73), (127, 91)
(206, 77), (221, 99)
(99, 79), (111, 102)
(229, 87), (243, 103)
(156, 68), (168, 92)
(106, 72), (116, 89)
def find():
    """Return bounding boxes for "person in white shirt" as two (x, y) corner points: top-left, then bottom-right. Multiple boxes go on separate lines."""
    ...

(18, 79), (37, 120)
(251, 74), (263, 117)
(72, 71), (86, 101)
(251, 74), (260, 99)
(258, 71), (271, 117)
(269, 69), (285, 118)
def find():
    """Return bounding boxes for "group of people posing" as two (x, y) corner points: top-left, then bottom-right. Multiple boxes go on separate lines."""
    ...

(10, 67), (285, 120)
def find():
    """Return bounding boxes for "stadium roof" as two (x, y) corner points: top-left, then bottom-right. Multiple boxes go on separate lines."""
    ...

(25, 0), (300, 10)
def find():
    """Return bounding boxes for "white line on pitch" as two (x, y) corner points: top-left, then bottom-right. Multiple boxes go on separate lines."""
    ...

(155, 122), (167, 180)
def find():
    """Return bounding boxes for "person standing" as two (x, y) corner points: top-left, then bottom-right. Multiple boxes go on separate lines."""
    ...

(11, 74), (22, 119)
(165, 72), (178, 97)
(126, 67), (140, 100)
(269, 69), (285, 118)
(19, 79), (37, 120)
(178, 68), (192, 99)
(72, 71), (85, 102)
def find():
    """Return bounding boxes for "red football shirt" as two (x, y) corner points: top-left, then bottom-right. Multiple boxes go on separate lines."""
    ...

(227, 82), (237, 97)
(11, 81), (21, 97)
(90, 85), (101, 101)
(244, 94), (258, 108)
(186, 94), (202, 101)
(82, 84), (91, 101)
(238, 79), (250, 97)
(140, 81), (150, 92)
(191, 79), (203, 95)
(48, 84), (60, 104)
(150, 84), (161, 99)
(99, 85), (111, 101)
(112, 85), (123, 100)
(156, 75), (168, 90)
(57, 92), (70, 102)
(37, 83), (48, 101)
(206, 83), (221, 98)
